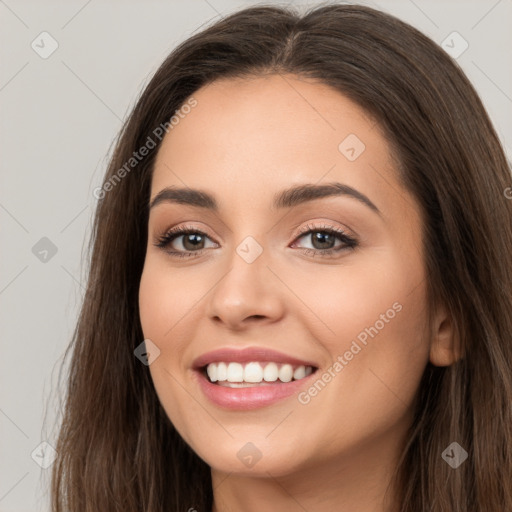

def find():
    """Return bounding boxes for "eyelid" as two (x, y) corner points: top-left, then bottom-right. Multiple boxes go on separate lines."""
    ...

(155, 222), (219, 242)
(291, 219), (356, 240)
(156, 220), (352, 244)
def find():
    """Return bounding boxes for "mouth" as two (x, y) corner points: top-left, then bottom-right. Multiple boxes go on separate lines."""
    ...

(201, 361), (317, 387)
(191, 347), (320, 409)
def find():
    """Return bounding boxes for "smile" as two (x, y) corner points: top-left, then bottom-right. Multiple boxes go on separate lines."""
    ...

(192, 346), (319, 409)
(204, 361), (314, 386)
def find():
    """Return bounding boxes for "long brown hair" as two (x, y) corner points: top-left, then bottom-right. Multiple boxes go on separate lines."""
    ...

(49, 3), (512, 511)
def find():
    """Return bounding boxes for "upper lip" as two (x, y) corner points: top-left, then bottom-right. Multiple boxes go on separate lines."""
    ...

(192, 347), (319, 370)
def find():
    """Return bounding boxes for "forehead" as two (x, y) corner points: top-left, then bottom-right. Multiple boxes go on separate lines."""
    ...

(150, 74), (408, 219)
(160, 74), (379, 152)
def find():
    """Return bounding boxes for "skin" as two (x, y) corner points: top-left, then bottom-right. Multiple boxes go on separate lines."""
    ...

(138, 74), (457, 512)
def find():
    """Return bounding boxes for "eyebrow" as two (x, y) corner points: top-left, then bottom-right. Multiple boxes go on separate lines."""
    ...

(149, 182), (381, 216)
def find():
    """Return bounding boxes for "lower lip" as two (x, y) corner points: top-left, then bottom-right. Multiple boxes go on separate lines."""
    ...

(194, 369), (317, 410)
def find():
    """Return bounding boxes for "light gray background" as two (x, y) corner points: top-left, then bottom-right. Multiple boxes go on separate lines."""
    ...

(1, 0), (511, 510)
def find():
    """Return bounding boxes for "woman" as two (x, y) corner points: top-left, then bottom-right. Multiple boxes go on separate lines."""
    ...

(50, 3), (512, 511)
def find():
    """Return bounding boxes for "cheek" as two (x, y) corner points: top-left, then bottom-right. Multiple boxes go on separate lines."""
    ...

(138, 259), (200, 442)
(138, 257), (200, 346)
(139, 269), (170, 346)
(290, 247), (427, 355)
(291, 249), (429, 446)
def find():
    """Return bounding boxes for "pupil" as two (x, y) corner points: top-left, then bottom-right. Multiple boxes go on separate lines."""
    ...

(312, 232), (334, 250)
(183, 233), (203, 250)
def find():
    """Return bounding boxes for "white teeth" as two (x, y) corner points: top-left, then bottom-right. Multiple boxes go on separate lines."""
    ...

(278, 364), (293, 383)
(204, 361), (314, 384)
(226, 362), (244, 382)
(293, 365), (306, 380)
(243, 362), (263, 383)
(263, 362), (278, 382)
(206, 364), (217, 382)
(217, 362), (227, 381)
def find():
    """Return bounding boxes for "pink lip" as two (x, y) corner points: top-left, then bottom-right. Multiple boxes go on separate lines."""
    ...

(191, 346), (319, 410)
(192, 346), (318, 370)
(193, 369), (318, 410)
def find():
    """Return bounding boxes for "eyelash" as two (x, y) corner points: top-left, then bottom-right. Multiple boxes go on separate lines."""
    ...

(154, 222), (358, 259)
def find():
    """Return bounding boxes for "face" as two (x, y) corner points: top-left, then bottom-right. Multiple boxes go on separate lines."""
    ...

(138, 74), (446, 478)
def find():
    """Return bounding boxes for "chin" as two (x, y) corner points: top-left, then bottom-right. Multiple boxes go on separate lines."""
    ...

(189, 434), (312, 478)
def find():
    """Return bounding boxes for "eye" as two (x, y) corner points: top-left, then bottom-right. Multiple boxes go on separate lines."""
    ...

(154, 222), (358, 259)
(291, 223), (358, 257)
(154, 225), (217, 258)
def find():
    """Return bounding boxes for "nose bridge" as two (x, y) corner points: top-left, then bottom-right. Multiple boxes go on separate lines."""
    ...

(206, 231), (285, 327)
(234, 234), (265, 265)
(216, 232), (270, 301)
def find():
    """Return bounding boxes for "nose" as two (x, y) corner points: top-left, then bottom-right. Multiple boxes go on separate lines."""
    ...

(206, 244), (286, 330)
